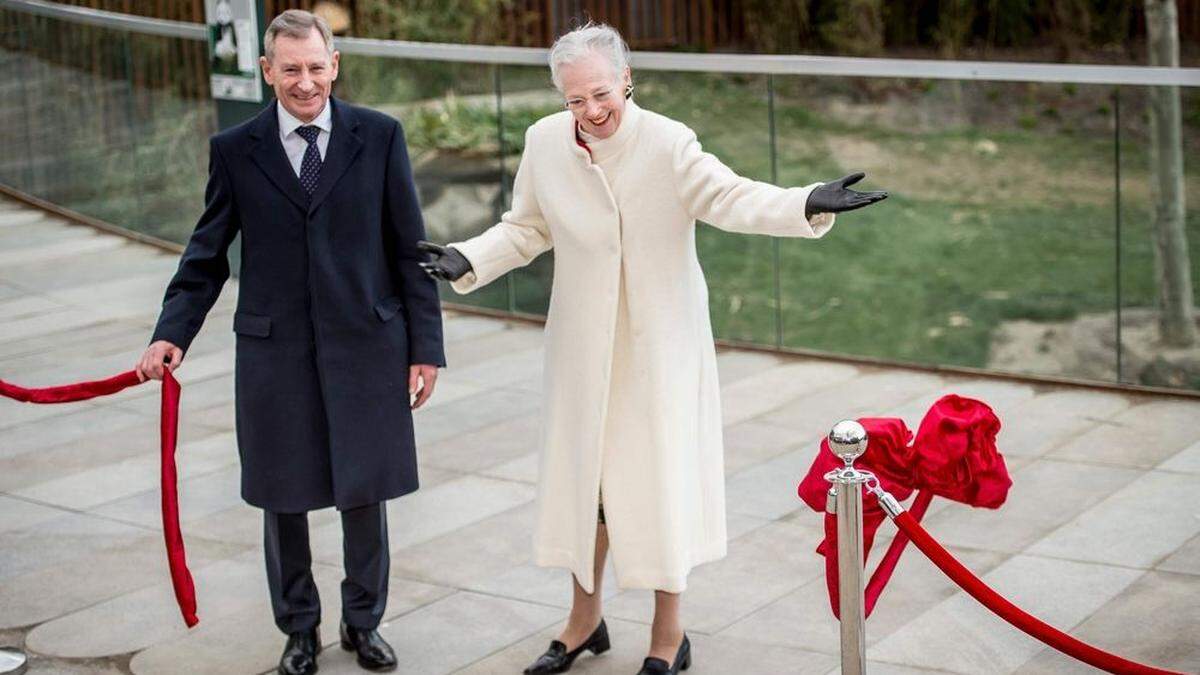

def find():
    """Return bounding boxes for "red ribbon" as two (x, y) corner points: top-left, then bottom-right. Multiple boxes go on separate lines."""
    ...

(1, 369), (199, 627)
(797, 395), (1012, 619)
(0, 370), (143, 402)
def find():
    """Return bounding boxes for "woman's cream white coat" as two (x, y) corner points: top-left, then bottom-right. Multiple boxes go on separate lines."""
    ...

(450, 101), (834, 593)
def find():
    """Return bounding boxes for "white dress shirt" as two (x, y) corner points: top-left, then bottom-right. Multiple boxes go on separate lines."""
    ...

(278, 101), (332, 178)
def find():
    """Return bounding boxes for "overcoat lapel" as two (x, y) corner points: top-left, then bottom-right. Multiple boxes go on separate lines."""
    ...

(308, 98), (364, 214)
(247, 101), (309, 212)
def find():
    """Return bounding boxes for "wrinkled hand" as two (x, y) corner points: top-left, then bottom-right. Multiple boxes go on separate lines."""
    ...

(417, 241), (473, 282)
(804, 172), (888, 219)
(136, 340), (184, 382)
(409, 364), (439, 410)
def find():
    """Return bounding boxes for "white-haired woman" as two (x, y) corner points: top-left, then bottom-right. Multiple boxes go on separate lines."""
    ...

(419, 23), (885, 675)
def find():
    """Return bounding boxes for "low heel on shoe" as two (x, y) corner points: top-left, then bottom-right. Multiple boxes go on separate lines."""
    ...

(589, 630), (611, 655)
(681, 651), (691, 671)
(340, 639), (353, 651)
(524, 619), (609, 674)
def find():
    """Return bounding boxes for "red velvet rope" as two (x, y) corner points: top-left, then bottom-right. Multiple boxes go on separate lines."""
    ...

(822, 490), (934, 619)
(892, 510), (1182, 675)
(0, 370), (198, 628)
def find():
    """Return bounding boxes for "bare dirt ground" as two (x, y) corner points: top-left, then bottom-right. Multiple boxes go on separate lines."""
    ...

(990, 308), (1200, 387)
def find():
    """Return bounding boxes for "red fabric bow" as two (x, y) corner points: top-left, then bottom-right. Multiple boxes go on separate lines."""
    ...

(797, 394), (1011, 619)
(1, 369), (199, 627)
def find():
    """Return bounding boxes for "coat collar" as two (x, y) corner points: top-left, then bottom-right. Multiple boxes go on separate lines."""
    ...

(277, 97), (333, 138)
(569, 99), (642, 164)
(248, 97), (363, 214)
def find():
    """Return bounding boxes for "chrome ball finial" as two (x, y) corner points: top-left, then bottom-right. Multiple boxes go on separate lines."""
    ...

(828, 419), (868, 467)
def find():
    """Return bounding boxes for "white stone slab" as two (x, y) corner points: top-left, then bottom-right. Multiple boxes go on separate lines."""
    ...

(479, 451), (540, 484)
(1156, 533), (1200, 576)
(868, 555), (1142, 673)
(715, 348), (786, 385)
(128, 567), (453, 675)
(308, 474), (535, 564)
(1159, 439), (1200, 474)
(919, 458), (1142, 554)
(318, 591), (563, 675)
(721, 542), (1006, 656)
(462, 615), (839, 674)
(0, 511), (151, 584)
(602, 519), (825, 634)
(760, 370), (945, 439)
(1028, 470), (1200, 569)
(1014, 570), (1200, 674)
(13, 432), (238, 510)
(27, 555), (265, 657)
(0, 534), (244, 629)
(0, 233), (125, 266)
(724, 447), (817, 520)
(721, 360), (860, 427)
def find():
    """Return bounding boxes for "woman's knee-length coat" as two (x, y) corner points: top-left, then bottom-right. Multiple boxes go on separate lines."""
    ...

(450, 101), (835, 593)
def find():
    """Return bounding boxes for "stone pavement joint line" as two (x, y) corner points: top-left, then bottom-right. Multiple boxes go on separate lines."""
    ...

(1, 195), (1197, 674)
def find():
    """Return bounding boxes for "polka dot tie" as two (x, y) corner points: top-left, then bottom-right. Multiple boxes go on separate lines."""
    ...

(295, 125), (322, 196)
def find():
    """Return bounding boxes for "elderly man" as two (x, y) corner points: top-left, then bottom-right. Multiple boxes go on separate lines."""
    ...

(135, 10), (444, 675)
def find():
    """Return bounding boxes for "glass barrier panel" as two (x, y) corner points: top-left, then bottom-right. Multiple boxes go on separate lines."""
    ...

(1116, 84), (1200, 391)
(773, 75), (1121, 384)
(498, 63), (559, 316)
(638, 69), (781, 346)
(339, 55), (509, 312)
(338, 56), (506, 312)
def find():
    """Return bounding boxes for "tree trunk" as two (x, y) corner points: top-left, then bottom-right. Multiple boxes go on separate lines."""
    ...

(1145, 0), (1196, 346)
(825, 0), (883, 57)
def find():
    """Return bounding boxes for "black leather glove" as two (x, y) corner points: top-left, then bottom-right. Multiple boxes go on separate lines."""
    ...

(417, 241), (473, 281)
(804, 172), (888, 219)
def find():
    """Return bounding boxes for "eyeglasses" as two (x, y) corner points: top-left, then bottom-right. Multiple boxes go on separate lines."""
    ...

(564, 89), (614, 111)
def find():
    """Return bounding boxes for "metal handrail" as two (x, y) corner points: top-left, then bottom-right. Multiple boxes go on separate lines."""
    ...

(3, 0), (1199, 86)
(0, 0), (203, 39)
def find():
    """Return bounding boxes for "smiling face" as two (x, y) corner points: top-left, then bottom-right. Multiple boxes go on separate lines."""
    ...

(559, 51), (630, 140)
(260, 27), (339, 123)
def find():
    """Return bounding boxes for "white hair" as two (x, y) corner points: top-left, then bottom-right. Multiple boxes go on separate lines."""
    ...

(264, 9), (334, 62)
(548, 22), (630, 92)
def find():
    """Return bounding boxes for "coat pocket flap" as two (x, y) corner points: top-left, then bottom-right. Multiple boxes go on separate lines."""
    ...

(373, 295), (405, 322)
(233, 312), (271, 337)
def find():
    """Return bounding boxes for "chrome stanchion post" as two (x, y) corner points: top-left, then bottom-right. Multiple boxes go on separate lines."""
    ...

(825, 420), (870, 675)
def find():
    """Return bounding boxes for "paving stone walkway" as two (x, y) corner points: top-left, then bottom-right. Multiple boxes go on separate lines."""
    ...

(1, 194), (1197, 674)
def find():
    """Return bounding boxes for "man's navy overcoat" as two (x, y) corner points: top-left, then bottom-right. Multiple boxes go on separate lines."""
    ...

(152, 98), (445, 512)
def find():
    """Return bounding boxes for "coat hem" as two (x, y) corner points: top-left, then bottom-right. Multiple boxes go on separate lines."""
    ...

(242, 482), (418, 513)
(534, 540), (727, 594)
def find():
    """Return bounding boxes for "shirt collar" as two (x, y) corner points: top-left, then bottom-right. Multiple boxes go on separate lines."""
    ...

(277, 99), (333, 138)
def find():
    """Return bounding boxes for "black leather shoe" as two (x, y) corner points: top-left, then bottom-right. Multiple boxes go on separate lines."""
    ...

(339, 620), (397, 671)
(524, 619), (611, 674)
(636, 634), (691, 674)
(278, 627), (321, 675)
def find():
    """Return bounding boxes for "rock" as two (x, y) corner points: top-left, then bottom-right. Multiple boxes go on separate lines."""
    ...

(973, 138), (999, 156)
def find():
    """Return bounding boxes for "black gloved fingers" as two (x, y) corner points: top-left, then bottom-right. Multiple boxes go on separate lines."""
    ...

(855, 190), (889, 203)
(416, 240), (447, 257)
(418, 261), (448, 279)
(841, 194), (887, 212)
(838, 172), (866, 188)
